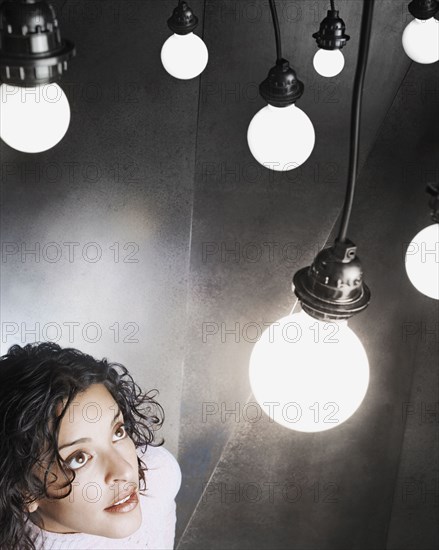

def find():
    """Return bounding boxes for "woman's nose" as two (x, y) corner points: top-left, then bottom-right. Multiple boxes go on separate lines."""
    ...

(103, 447), (135, 484)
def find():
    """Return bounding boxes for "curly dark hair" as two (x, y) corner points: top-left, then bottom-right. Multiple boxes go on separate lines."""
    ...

(0, 341), (164, 550)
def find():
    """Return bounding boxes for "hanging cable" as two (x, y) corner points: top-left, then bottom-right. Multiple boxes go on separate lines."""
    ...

(293, 0), (372, 321)
(337, 0), (375, 243)
(330, 0), (336, 11)
(268, 0), (283, 62)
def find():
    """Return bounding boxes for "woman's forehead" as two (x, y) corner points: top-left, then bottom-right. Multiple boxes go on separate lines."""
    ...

(57, 384), (120, 434)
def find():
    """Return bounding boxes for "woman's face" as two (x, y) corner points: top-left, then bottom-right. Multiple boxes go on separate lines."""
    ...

(30, 383), (142, 538)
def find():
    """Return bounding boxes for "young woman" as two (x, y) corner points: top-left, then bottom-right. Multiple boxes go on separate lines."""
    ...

(0, 342), (181, 549)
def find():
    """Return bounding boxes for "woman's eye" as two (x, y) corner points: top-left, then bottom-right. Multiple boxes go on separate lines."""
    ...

(114, 424), (127, 441)
(67, 451), (90, 470)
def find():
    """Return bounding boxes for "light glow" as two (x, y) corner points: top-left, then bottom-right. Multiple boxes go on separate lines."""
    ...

(0, 83), (70, 153)
(402, 17), (439, 64)
(249, 309), (370, 432)
(161, 32), (208, 80)
(405, 223), (439, 299)
(313, 48), (345, 77)
(247, 104), (315, 171)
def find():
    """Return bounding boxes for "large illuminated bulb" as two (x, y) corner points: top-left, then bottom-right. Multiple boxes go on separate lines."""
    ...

(247, 104), (315, 171)
(0, 83), (70, 153)
(402, 18), (439, 64)
(249, 310), (369, 432)
(161, 32), (208, 80)
(313, 48), (345, 77)
(405, 223), (439, 299)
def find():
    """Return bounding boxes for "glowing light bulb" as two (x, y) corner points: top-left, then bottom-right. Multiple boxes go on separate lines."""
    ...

(247, 104), (315, 171)
(402, 17), (439, 64)
(405, 223), (439, 299)
(313, 48), (345, 77)
(0, 83), (70, 153)
(161, 32), (208, 80)
(249, 309), (369, 432)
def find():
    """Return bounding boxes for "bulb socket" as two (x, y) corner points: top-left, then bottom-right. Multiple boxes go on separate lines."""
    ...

(408, 0), (439, 20)
(259, 58), (304, 107)
(312, 9), (350, 50)
(292, 239), (370, 321)
(167, 2), (199, 35)
(0, 0), (75, 87)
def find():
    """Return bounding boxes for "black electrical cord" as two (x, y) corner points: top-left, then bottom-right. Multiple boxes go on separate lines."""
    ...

(330, 0), (336, 11)
(337, 0), (374, 243)
(268, 0), (283, 63)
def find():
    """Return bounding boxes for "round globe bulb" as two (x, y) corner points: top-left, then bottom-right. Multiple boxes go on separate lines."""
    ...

(161, 32), (208, 80)
(247, 104), (315, 171)
(405, 223), (439, 300)
(402, 17), (439, 64)
(249, 310), (369, 432)
(0, 83), (70, 153)
(313, 48), (345, 77)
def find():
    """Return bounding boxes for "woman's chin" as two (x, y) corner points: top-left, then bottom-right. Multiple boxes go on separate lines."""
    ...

(99, 507), (143, 539)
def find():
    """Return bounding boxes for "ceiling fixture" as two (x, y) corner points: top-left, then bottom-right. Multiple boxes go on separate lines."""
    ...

(247, 0), (315, 172)
(402, 0), (439, 64)
(161, 1), (208, 80)
(405, 183), (439, 299)
(0, 0), (75, 153)
(249, 0), (375, 432)
(312, 0), (350, 77)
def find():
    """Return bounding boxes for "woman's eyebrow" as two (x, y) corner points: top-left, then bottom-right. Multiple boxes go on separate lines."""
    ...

(110, 407), (123, 426)
(59, 437), (91, 451)
(59, 409), (123, 451)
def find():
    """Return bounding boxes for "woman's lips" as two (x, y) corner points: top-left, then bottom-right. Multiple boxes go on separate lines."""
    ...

(104, 491), (139, 513)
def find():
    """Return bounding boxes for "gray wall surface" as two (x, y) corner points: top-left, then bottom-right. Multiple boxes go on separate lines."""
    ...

(0, 1), (438, 549)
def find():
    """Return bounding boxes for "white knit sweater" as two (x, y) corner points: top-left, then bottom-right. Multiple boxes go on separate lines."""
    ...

(25, 445), (182, 549)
